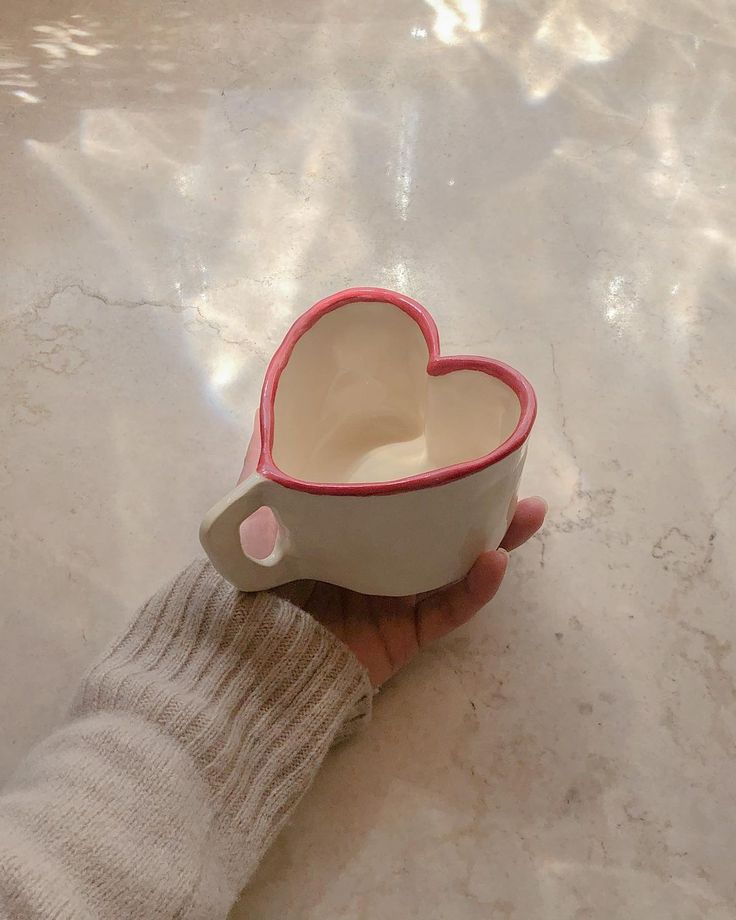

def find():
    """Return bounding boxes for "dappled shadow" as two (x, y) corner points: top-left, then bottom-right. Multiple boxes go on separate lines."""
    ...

(2, 0), (735, 916)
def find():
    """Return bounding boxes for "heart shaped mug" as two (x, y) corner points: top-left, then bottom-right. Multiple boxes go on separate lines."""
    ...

(200, 287), (537, 596)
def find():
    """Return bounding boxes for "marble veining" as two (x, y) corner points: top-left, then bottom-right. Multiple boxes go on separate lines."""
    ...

(1, 1), (735, 918)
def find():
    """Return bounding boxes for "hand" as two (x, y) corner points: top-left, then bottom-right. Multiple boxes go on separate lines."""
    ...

(238, 416), (546, 687)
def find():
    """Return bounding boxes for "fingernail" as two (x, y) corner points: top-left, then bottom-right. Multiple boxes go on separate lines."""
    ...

(533, 496), (549, 514)
(495, 548), (509, 563)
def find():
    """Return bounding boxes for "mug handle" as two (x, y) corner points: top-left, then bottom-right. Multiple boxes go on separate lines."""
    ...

(199, 473), (297, 592)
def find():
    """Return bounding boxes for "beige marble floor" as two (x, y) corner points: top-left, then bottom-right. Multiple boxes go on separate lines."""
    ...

(1, 0), (735, 917)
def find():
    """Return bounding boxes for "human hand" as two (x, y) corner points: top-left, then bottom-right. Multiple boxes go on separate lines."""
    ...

(238, 416), (546, 687)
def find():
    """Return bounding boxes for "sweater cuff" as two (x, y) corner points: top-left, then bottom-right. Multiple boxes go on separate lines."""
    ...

(74, 560), (372, 826)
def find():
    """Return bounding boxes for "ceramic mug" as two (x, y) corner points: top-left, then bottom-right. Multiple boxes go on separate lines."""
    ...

(200, 288), (537, 596)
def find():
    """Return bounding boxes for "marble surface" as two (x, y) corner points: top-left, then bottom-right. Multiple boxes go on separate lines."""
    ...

(1, 0), (735, 916)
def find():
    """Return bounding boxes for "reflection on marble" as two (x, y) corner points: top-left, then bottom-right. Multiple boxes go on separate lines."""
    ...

(1, 0), (735, 916)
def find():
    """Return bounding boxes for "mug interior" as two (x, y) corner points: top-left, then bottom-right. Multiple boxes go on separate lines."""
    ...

(271, 301), (521, 484)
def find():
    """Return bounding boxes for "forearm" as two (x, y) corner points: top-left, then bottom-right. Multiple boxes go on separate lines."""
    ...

(0, 560), (371, 920)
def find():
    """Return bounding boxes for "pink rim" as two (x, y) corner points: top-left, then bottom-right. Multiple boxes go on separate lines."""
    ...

(257, 287), (537, 495)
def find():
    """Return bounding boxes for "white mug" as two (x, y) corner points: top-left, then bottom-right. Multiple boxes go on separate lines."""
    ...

(200, 288), (536, 596)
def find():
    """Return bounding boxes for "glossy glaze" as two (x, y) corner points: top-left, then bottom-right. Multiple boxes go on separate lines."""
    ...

(256, 288), (535, 493)
(1, 1), (735, 917)
(201, 290), (534, 594)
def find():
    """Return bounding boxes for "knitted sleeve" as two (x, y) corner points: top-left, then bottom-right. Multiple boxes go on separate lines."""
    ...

(0, 560), (372, 919)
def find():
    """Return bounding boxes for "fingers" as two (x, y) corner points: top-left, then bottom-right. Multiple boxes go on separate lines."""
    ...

(500, 496), (547, 551)
(415, 549), (508, 646)
(240, 505), (280, 558)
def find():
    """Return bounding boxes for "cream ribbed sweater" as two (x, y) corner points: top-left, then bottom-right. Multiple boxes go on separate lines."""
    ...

(0, 560), (372, 919)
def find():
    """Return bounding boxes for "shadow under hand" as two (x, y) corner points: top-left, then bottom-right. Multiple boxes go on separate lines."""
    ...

(230, 565), (626, 920)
